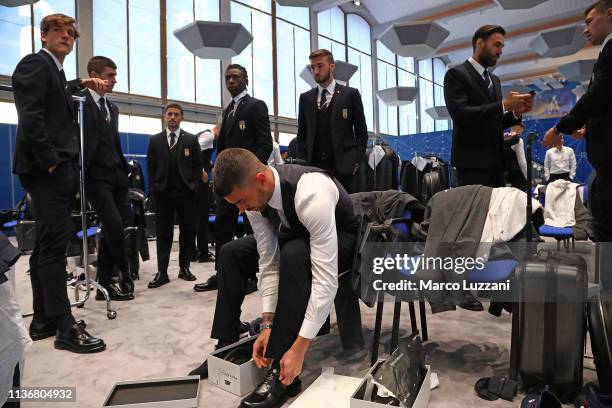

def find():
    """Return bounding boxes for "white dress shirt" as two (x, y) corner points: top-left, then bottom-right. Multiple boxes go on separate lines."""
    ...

(268, 142), (284, 166)
(166, 127), (181, 148)
(316, 79), (336, 109)
(197, 129), (215, 151)
(468, 57), (491, 88)
(603, 32), (612, 50)
(544, 145), (577, 180)
(246, 167), (340, 339)
(41, 47), (63, 71)
(88, 89), (111, 122)
(229, 89), (248, 116)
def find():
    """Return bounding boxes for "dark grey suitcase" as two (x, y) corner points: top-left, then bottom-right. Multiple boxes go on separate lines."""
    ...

(587, 292), (612, 393)
(518, 251), (587, 403)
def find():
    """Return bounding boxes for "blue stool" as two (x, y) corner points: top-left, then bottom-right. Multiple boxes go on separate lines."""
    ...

(538, 225), (574, 251)
(3, 220), (17, 229)
(468, 259), (519, 283)
(76, 226), (101, 239)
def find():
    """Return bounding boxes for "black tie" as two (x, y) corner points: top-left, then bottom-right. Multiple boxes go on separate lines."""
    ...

(228, 100), (236, 117)
(169, 132), (176, 149)
(99, 97), (109, 122)
(59, 69), (67, 85)
(319, 89), (328, 110)
(483, 69), (495, 98)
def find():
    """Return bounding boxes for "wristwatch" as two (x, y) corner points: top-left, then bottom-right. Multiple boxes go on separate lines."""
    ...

(259, 322), (273, 331)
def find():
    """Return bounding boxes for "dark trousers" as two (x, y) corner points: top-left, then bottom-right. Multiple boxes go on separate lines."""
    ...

(457, 166), (506, 188)
(86, 183), (128, 285)
(506, 170), (527, 191)
(154, 188), (194, 274)
(312, 161), (354, 194)
(19, 161), (78, 320)
(591, 163), (612, 289)
(194, 182), (210, 254)
(548, 172), (571, 183)
(214, 198), (253, 270)
(1, 363), (19, 408)
(211, 231), (363, 358)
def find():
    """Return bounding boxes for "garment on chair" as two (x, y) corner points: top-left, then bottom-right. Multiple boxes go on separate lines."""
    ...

(543, 180), (578, 227)
(0, 266), (31, 406)
(477, 187), (543, 260)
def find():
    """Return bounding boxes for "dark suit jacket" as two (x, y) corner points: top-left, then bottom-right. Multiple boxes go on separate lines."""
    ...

(296, 83), (368, 176)
(444, 61), (522, 170)
(556, 40), (612, 167)
(81, 90), (129, 183)
(146, 129), (203, 194)
(217, 94), (272, 164)
(12, 50), (83, 175)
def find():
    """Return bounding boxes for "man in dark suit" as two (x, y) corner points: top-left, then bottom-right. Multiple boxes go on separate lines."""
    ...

(81, 56), (133, 301)
(194, 64), (272, 292)
(193, 125), (217, 263)
(12, 13), (107, 353)
(444, 25), (534, 188)
(147, 103), (202, 288)
(296, 49), (368, 193)
(544, 0), (612, 289)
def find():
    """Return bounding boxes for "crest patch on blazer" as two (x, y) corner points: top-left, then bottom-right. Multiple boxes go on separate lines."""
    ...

(184, 148), (190, 157)
(342, 108), (348, 119)
(239, 120), (246, 131)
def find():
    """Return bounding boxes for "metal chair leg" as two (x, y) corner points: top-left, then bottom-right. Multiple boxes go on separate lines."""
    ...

(408, 302), (417, 333)
(390, 302), (401, 353)
(371, 298), (385, 367)
(419, 300), (428, 341)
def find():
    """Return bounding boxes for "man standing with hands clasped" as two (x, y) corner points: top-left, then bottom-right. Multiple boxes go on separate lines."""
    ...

(544, 0), (612, 289)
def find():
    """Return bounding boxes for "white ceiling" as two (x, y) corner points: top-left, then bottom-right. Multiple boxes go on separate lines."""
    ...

(348, 0), (600, 84)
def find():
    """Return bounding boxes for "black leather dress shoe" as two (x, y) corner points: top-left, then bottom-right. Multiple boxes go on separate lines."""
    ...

(189, 359), (208, 379)
(120, 271), (134, 294)
(95, 282), (134, 301)
(148, 272), (170, 289)
(29, 319), (86, 341)
(193, 274), (217, 292)
(178, 267), (197, 281)
(241, 367), (301, 408)
(54, 323), (106, 353)
(458, 292), (484, 311)
(198, 252), (215, 263)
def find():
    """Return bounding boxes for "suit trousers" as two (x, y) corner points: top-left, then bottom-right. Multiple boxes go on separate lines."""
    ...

(591, 162), (612, 289)
(154, 188), (194, 273)
(194, 182), (211, 254)
(211, 231), (364, 358)
(548, 172), (571, 183)
(19, 160), (78, 319)
(506, 170), (527, 191)
(213, 197), (253, 270)
(457, 166), (506, 188)
(86, 183), (128, 285)
(311, 160), (354, 194)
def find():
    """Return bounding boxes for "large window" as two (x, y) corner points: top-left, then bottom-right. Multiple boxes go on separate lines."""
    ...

(93, 0), (128, 93)
(1, 0), (77, 78)
(275, 4), (310, 119)
(93, 0), (160, 97)
(167, 0), (220, 105)
(317, 7), (346, 62)
(376, 41), (417, 136)
(231, 1), (273, 111)
(417, 58), (448, 133)
(346, 14), (373, 131)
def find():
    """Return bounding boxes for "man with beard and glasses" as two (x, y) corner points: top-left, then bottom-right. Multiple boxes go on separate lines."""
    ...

(296, 49), (368, 193)
(444, 25), (534, 189)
